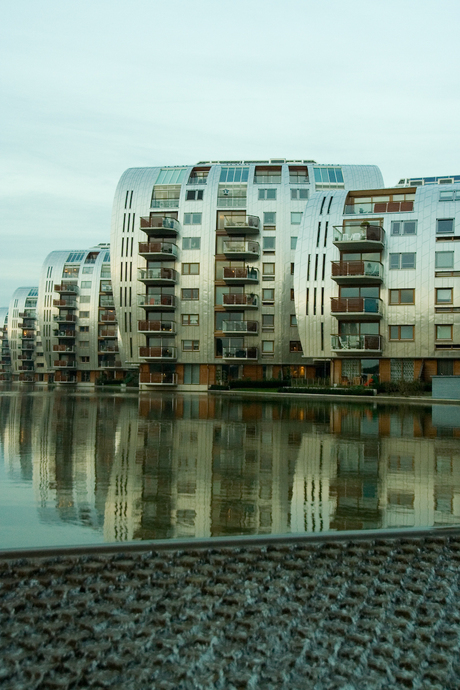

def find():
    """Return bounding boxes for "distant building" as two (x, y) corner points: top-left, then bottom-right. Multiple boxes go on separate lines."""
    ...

(295, 183), (460, 384)
(110, 160), (384, 389)
(8, 288), (39, 382)
(0, 308), (12, 381)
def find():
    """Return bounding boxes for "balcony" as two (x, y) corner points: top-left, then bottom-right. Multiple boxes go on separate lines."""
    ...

(99, 296), (115, 307)
(222, 294), (258, 309)
(138, 294), (177, 310)
(188, 175), (207, 185)
(54, 372), (76, 383)
(217, 196), (247, 208)
(138, 241), (178, 260)
(19, 343), (35, 350)
(21, 331), (35, 340)
(54, 330), (76, 338)
(53, 299), (77, 309)
(139, 345), (177, 360)
(330, 298), (383, 321)
(98, 344), (119, 353)
(99, 359), (123, 368)
(54, 360), (77, 368)
(344, 201), (414, 214)
(223, 347), (258, 360)
(54, 283), (78, 294)
(331, 261), (383, 285)
(99, 312), (116, 322)
(138, 320), (176, 334)
(333, 225), (385, 252)
(139, 372), (178, 385)
(224, 215), (260, 234)
(19, 312), (36, 319)
(53, 314), (78, 323)
(18, 373), (34, 382)
(222, 320), (258, 334)
(150, 198), (179, 209)
(18, 323), (35, 331)
(53, 344), (76, 352)
(18, 364), (34, 371)
(331, 334), (383, 353)
(140, 216), (180, 237)
(223, 267), (259, 284)
(137, 267), (178, 285)
(18, 353), (33, 360)
(98, 329), (117, 338)
(222, 240), (259, 258)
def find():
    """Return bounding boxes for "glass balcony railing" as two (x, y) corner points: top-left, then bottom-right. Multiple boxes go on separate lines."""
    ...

(222, 347), (258, 359)
(331, 335), (383, 351)
(222, 294), (258, 308)
(224, 215), (260, 232)
(138, 242), (178, 258)
(137, 268), (178, 283)
(54, 284), (78, 294)
(140, 216), (181, 235)
(53, 299), (77, 309)
(53, 345), (76, 352)
(223, 267), (258, 282)
(331, 261), (383, 280)
(333, 225), (384, 245)
(217, 197), (247, 208)
(139, 372), (178, 384)
(53, 314), (78, 323)
(138, 295), (177, 309)
(139, 346), (177, 359)
(254, 175), (281, 184)
(138, 320), (176, 334)
(345, 201), (414, 214)
(150, 198), (180, 208)
(222, 320), (258, 333)
(187, 176), (208, 185)
(222, 240), (259, 256)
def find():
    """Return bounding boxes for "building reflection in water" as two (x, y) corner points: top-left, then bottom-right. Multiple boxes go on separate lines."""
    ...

(0, 391), (460, 546)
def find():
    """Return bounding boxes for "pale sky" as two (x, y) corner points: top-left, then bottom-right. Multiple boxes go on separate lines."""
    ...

(1, 0), (460, 306)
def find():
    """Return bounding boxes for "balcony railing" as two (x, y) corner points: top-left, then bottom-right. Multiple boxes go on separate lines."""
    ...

(53, 299), (77, 308)
(331, 261), (383, 282)
(21, 331), (35, 339)
(53, 314), (77, 323)
(138, 267), (178, 283)
(18, 373), (34, 382)
(254, 175), (281, 184)
(222, 240), (259, 257)
(138, 242), (178, 259)
(331, 334), (383, 352)
(140, 216), (180, 235)
(100, 312), (116, 321)
(187, 176), (207, 185)
(99, 297), (115, 307)
(222, 320), (258, 333)
(19, 312), (36, 319)
(139, 346), (177, 360)
(18, 364), (34, 371)
(345, 201), (414, 214)
(99, 329), (117, 338)
(54, 330), (76, 338)
(54, 373), (76, 383)
(54, 360), (77, 368)
(333, 225), (385, 250)
(223, 347), (258, 359)
(53, 344), (76, 352)
(98, 345), (119, 353)
(138, 320), (176, 334)
(19, 343), (35, 350)
(224, 215), (260, 233)
(99, 359), (123, 368)
(217, 197), (247, 208)
(18, 323), (35, 331)
(330, 298), (383, 317)
(150, 198), (180, 208)
(138, 295), (177, 309)
(222, 294), (258, 308)
(139, 372), (178, 385)
(18, 353), (33, 360)
(223, 267), (259, 283)
(54, 283), (78, 294)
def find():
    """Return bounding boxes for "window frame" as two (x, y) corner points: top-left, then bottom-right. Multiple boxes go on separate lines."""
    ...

(389, 289), (415, 305)
(261, 340), (274, 354)
(262, 237), (276, 252)
(182, 314), (199, 326)
(389, 253), (416, 270)
(182, 339), (200, 351)
(181, 288), (199, 301)
(262, 262), (275, 276)
(182, 262), (200, 275)
(290, 341), (302, 353)
(290, 315), (297, 327)
(389, 325), (415, 341)
(435, 251), (454, 269)
(436, 324), (453, 341)
(290, 213), (302, 225)
(263, 211), (276, 227)
(437, 218), (455, 235)
(435, 288), (453, 305)
(258, 188), (277, 200)
(390, 220), (417, 236)
(185, 189), (204, 201)
(262, 288), (275, 304)
(183, 212), (202, 225)
(182, 237), (201, 250)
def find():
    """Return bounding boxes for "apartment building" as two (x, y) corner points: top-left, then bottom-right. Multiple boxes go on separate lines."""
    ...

(7, 288), (40, 382)
(110, 160), (383, 389)
(37, 245), (123, 385)
(0, 309), (12, 382)
(294, 182), (460, 384)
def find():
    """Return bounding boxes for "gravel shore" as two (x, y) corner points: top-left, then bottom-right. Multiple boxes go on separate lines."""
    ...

(1, 534), (460, 689)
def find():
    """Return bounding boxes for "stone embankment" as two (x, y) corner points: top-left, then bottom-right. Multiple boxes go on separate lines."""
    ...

(1, 534), (460, 689)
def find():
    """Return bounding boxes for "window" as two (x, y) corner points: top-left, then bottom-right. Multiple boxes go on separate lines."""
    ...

(79, 326), (89, 332)
(389, 325), (414, 340)
(258, 188), (277, 200)
(262, 314), (274, 331)
(291, 188), (309, 200)
(290, 341), (302, 352)
(440, 190), (460, 202)
(389, 289), (415, 305)
(182, 314), (199, 325)
(186, 190), (204, 201)
(184, 213), (202, 225)
(290, 288), (295, 301)
(289, 167), (309, 184)
(263, 212), (276, 226)
(436, 252), (454, 269)
(80, 356), (90, 363)
(263, 237), (276, 251)
(182, 340), (199, 351)
(291, 213), (302, 225)
(291, 263), (295, 275)
(290, 315), (297, 326)
(263, 263), (275, 275)
(79, 311), (89, 318)
(290, 237), (298, 250)
(391, 221), (417, 236)
(79, 295), (90, 303)
(182, 237), (201, 250)
(437, 219), (455, 235)
(436, 288), (453, 304)
(184, 363), (200, 384)
(438, 360), (454, 375)
(182, 289), (199, 300)
(79, 340), (89, 348)
(82, 267), (93, 274)
(262, 340), (274, 354)
(219, 167), (249, 183)
(182, 263), (200, 275)
(313, 167), (344, 186)
(80, 281), (92, 288)
(254, 167), (281, 184)
(436, 325), (453, 340)
(262, 289), (274, 303)
(389, 253), (416, 269)
(155, 168), (187, 184)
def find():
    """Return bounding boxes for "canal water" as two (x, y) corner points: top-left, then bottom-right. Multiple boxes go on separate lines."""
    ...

(1, 388), (460, 549)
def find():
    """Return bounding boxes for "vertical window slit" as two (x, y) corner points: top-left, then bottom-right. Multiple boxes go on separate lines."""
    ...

(324, 221), (328, 247)
(322, 255), (326, 281)
(316, 222), (321, 248)
(314, 255), (318, 281)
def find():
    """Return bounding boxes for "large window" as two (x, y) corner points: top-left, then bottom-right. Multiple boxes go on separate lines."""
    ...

(391, 221), (417, 236)
(263, 263), (275, 275)
(389, 253), (416, 269)
(313, 167), (344, 186)
(254, 167), (281, 184)
(182, 289), (199, 300)
(389, 325), (414, 341)
(436, 288), (453, 304)
(439, 190), (460, 202)
(183, 213), (202, 225)
(219, 167), (249, 183)
(182, 237), (201, 250)
(258, 188), (277, 200)
(435, 252), (454, 269)
(437, 218), (455, 235)
(436, 325), (453, 340)
(389, 289), (415, 305)
(184, 364), (200, 384)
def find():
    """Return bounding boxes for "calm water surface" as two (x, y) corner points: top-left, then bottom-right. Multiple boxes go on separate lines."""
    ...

(1, 387), (460, 549)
